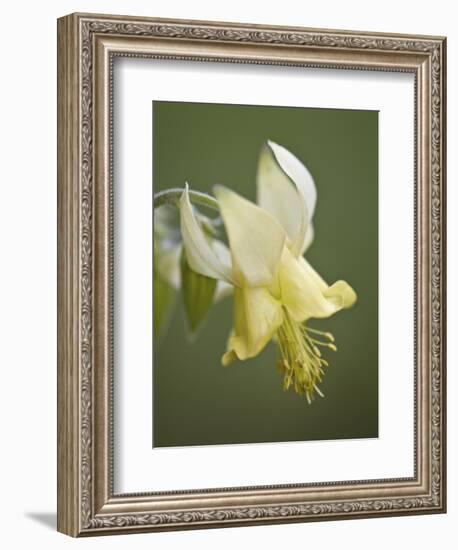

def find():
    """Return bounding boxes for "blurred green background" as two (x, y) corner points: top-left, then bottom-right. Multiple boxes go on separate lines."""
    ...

(153, 101), (378, 447)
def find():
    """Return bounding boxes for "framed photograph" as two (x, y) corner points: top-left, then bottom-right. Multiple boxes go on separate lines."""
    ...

(57, 13), (446, 536)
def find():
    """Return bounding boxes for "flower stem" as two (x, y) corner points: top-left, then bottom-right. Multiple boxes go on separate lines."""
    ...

(154, 188), (220, 212)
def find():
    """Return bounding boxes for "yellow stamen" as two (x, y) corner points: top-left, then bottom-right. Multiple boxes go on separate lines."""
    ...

(305, 327), (335, 342)
(276, 308), (335, 402)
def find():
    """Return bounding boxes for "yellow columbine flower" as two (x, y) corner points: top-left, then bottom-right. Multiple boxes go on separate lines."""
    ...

(180, 141), (357, 402)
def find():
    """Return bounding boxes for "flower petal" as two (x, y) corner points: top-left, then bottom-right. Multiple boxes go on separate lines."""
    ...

(212, 239), (234, 301)
(179, 185), (234, 284)
(257, 144), (303, 248)
(212, 238), (231, 268)
(265, 141), (317, 256)
(302, 223), (314, 253)
(213, 185), (285, 287)
(323, 280), (358, 310)
(222, 286), (283, 365)
(278, 247), (357, 321)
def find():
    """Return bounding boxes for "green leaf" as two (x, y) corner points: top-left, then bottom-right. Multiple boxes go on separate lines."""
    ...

(181, 251), (217, 335)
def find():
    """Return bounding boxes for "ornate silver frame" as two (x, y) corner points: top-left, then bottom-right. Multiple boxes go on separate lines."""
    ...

(57, 12), (446, 537)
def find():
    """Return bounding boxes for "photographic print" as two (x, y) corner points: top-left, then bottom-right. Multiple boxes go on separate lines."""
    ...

(58, 14), (446, 535)
(153, 101), (378, 448)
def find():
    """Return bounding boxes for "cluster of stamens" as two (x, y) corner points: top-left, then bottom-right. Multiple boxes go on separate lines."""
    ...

(276, 308), (336, 404)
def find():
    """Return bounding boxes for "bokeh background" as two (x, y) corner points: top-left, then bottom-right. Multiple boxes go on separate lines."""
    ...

(153, 101), (378, 447)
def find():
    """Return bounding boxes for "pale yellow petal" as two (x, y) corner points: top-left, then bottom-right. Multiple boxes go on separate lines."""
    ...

(302, 223), (314, 253)
(211, 239), (234, 301)
(267, 141), (317, 256)
(212, 238), (231, 269)
(179, 185), (234, 284)
(257, 144), (304, 248)
(278, 247), (357, 321)
(323, 280), (357, 309)
(222, 286), (283, 363)
(213, 185), (285, 287)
